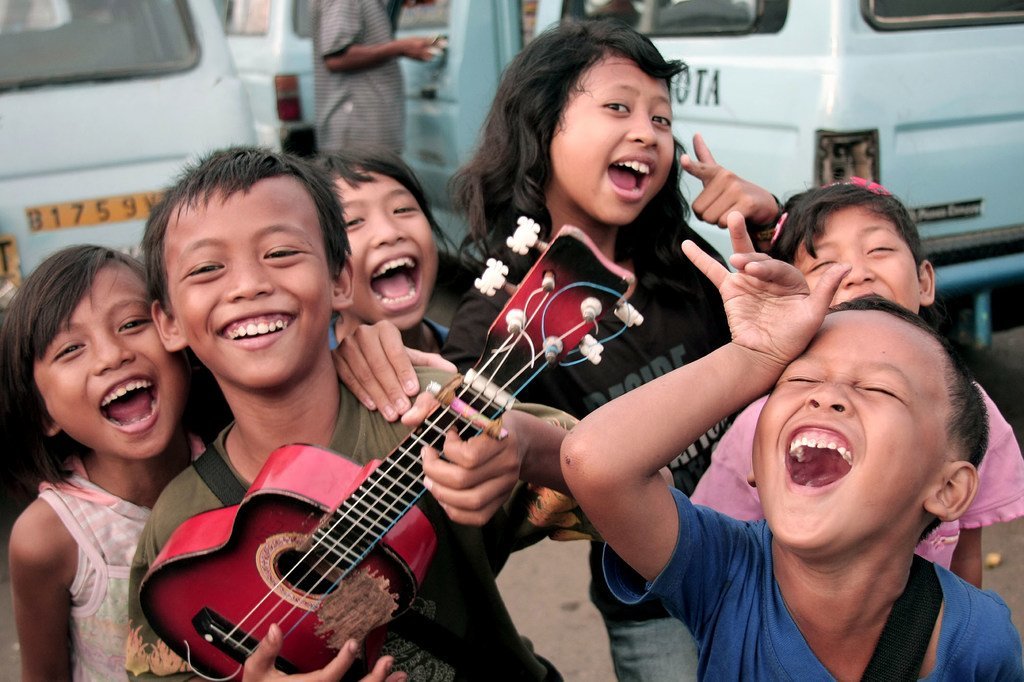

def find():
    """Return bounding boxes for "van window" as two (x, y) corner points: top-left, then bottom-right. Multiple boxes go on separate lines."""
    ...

(398, 0), (449, 30)
(224, 0), (269, 35)
(294, 0), (310, 38)
(0, 0), (197, 90)
(864, 0), (1024, 30)
(569, 0), (787, 36)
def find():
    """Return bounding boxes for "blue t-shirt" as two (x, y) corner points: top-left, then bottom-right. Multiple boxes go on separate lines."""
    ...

(604, 489), (1023, 680)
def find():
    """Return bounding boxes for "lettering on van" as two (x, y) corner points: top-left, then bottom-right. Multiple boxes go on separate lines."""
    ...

(674, 68), (720, 107)
(910, 199), (983, 224)
(25, 191), (163, 232)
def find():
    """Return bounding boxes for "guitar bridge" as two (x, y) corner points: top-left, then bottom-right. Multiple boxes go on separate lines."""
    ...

(192, 607), (299, 674)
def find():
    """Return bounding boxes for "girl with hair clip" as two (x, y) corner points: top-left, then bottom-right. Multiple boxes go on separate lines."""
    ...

(437, 17), (780, 681)
(691, 180), (1024, 588)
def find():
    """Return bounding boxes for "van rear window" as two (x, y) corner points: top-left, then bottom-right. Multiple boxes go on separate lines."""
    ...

(864, 0), (1024, 29)
(572, 0), (786, 36)
(224, 0), (269, 35)
(0, 0), (197, 90)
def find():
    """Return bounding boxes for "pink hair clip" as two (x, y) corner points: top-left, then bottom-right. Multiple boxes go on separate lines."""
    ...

(770, 211), (788, 247)
(846, 176), (891, 196)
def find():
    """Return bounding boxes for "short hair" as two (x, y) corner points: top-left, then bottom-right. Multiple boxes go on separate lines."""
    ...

(0, 246), (147, 497)
(314, 147), (452, 252)
(144, 147), (349, 308)
(828, 296), (987, 469)
(451, 18), (711, 299)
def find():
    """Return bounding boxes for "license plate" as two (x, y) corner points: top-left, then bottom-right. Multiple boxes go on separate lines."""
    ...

(0, 234), (19, 285)
(25, 191), (164, 232)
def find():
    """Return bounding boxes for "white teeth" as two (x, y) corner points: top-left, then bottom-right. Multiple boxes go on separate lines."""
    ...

(615, 160), (650, 175)
(228, 319), (287, 339)
(101, 379), (152, 407)
(788, 434), (853, 465)
(372, 257), (415, 279)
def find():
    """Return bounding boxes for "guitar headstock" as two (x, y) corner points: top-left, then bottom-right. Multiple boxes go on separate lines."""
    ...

(463, 221), (640, 410)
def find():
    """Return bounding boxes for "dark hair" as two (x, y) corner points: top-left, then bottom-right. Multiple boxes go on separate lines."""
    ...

(314, 147), (453, 253)
(828, 296), (987, 536)
(770, 183), (925, 267)
(0, 246), (148, 497)
(451, 18), (711, 299)
(144, 147), (349, 308)
(770, 182), (941, 325)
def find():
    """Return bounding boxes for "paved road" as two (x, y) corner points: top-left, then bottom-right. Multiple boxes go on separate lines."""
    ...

(2, 322), (1022, 680)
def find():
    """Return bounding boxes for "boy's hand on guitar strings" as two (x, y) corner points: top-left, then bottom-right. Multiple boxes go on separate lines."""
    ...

(334, 321), (455, 421)
(682, 211), (850, 371)
(403, 393), (523, 526)
(242, 624), (406, 681)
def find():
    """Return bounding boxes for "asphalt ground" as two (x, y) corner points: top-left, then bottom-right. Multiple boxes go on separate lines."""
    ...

(1, 294), (1022, 680)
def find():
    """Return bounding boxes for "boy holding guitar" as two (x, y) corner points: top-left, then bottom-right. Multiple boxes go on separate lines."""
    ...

(126, 148), (616, 680)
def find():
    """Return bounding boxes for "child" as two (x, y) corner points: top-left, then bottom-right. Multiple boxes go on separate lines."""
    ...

(1, 246), (194, 680)
(0, 246), (399, 682)
(315, 150), (450, 355)
(126, 147), (576, 681)
(439, 18), (779, 679)
(561, 217), (1024, 679)
(691, 181), (1024, 587)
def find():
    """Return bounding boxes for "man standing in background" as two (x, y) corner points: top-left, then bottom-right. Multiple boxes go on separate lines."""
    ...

(311, 0), (439, 153)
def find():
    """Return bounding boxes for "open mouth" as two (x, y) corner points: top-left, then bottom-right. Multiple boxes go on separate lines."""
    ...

(787, 428), (853, 487)
(100, 379), (155, 426)
(370, 256), (421, 306)
(608, 160), (651, 194)
(224, 316), (290, 340)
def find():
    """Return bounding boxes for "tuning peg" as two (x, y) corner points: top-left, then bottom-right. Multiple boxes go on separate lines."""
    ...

(474, 258), (509, 296)
(543, 336), (564, 365)
(614, 301), (644, 327)
(578, 334), (604, 364)
(505, 308), (526, 334)
(580, 297), (602, 323)
(506, 216), (542, 255)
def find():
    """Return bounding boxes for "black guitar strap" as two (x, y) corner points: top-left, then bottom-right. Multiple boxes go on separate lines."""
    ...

(861, 554), (943, 681)
(189, 447), (556, 680)
(192, 445), (248, 506)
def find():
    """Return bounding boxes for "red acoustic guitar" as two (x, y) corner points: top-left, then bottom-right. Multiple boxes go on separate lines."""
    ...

(139, 223), (640, 679)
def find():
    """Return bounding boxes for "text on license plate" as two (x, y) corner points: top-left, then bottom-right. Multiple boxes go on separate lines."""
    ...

(26, 191), (164, 231)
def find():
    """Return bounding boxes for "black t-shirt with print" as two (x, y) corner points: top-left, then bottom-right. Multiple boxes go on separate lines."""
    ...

(443, 275), (733, 621)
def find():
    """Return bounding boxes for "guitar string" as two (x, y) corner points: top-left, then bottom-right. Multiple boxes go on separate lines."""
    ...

(211, 305), (595, 659)
(216, 288), (610, 658)
(211, 282), (561, 653)
(207, 279), (622, 662)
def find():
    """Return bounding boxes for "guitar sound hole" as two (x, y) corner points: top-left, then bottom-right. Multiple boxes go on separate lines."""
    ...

(275, 549), (340, 596)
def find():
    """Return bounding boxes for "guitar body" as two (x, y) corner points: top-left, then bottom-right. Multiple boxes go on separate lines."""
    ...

(140, 445), (437, 679)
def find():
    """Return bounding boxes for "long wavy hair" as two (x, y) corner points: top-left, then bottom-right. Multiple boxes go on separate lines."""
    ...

(451, 18), (715, 299)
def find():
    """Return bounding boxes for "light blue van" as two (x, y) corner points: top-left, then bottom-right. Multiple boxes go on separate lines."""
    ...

(0, 0), (256, 308)
(223, 0), (316, 155)
(394, 0), (1024, 346)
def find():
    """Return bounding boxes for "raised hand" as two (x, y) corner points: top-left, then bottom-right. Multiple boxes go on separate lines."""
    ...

(682, 211), (849, 369)
(243, 624), (406, 681)
(683, 133), (781, 229)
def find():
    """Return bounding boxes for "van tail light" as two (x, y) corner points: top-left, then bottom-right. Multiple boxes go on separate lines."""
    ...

(815, 130), (879, 186)
(275, 74), (302, 122)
